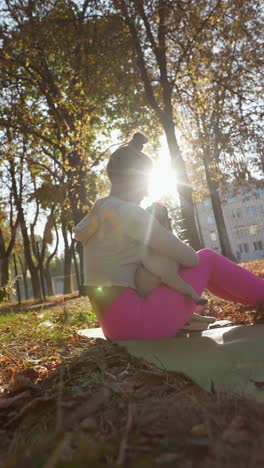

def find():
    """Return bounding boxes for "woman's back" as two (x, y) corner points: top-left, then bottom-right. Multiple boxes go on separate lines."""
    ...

(74, 196), (144, 289)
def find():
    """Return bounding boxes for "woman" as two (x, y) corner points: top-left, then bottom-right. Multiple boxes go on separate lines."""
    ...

(74, 132), (264, 340)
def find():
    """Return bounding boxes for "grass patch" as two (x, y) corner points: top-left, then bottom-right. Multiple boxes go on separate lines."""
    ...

(0, 296), (99, 395)
(0, 297), (98, 346)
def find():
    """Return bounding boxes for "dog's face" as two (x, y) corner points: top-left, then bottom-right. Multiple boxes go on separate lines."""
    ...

(147, 203), (172, 231)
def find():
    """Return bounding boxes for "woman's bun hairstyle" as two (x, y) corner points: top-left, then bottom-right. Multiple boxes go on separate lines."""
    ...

(130, 132), (148, 149)
(106, 131), (152, 182)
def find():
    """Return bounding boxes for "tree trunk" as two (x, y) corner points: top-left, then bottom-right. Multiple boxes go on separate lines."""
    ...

(44, 270), (55, 297)
(25, 265), (41, 300)
(118, 2), (201, 249)
(0, 198), (19, 288)
(19, 228), (42, 300)
(68, 149), (96, 284)
(194, 203), (205, 248)
(163, 119), (202, 250)
(61, 209), (75, 295)
(0, 256), (9, 287)
(18, 255), (29, 300)
(10, 158), (42, 300)
(75, 242), (84, 286)
(203, 159), (235, 260)
(22, 272), (29, 300)
(63, 250), (73, 294)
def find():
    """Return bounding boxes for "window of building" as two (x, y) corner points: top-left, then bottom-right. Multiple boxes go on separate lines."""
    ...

(210, 231), (217, 241)
(234, 226), (248, 238)
(253, 240), (264, 251)
(249, 225), (260, 235)
(232, 208), (241, 219)
(238, 243), (249, 253)
(243, 243), (249, 253)
(207, 214), (214, 224)
(243, 194), (251, 202)
(245, 206), (258, 218)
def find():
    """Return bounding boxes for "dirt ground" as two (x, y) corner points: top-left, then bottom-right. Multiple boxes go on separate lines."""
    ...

(1, 259), (264, 467)
(1, 336), (264, 468)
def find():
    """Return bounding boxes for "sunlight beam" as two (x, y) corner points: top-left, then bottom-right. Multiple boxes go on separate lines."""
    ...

(143, 138), (178, 206)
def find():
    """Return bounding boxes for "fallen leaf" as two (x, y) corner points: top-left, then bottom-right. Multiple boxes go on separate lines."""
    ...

(28, 345), (41, 353)
(222, 428), (250, 444)
(17, 367), (39, 381)
(190, 423), (208, 437)
(72, 331), (81, 341)
(253, 305), (264, 324)
(34, 365), (49, 380)
(0, 355), (16, 365)
(222, 415), (252, 444)
(8, 373), (36, 393)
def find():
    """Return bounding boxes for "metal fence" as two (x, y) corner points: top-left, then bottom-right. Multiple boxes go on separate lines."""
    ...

(0, 269), (80, 304)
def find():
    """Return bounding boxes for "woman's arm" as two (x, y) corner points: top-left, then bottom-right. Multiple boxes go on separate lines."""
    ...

(120, 205), (198, 268)
(73, 213), (99, 243)
(135, 263), (161, 297)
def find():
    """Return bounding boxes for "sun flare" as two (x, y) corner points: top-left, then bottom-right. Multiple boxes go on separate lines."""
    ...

(144, 140), (178, 206)
(148, 158), (177, 201)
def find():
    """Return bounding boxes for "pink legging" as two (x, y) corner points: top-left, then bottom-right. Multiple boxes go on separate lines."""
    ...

(100, 249), (264, 340)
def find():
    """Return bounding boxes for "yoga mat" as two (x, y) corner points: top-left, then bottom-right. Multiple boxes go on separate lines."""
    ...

(78, 325), (264, 402)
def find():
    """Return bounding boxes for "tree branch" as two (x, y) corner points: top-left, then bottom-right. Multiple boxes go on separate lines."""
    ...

(119, 0), (161, 117)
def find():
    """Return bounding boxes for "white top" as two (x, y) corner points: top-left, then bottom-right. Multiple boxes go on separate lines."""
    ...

(73, 196), (198, 288)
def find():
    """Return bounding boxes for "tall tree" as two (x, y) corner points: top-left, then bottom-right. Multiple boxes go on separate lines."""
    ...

(112, 0), (224, 249)
(0, 0), (157, 282)
(175, 0), (263, 258)
(0, 193), (19, 287)
(9, 139), (43, 299)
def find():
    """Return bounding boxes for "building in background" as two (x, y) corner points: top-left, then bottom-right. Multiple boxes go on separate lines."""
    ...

(195, 185), (264, 262)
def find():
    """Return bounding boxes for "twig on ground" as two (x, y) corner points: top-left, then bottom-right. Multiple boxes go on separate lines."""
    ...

(55, 367), (64, 433)
(5, 395), (55, 427)
(116, 401), (136, 466)
(43, 434), (67, 468)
